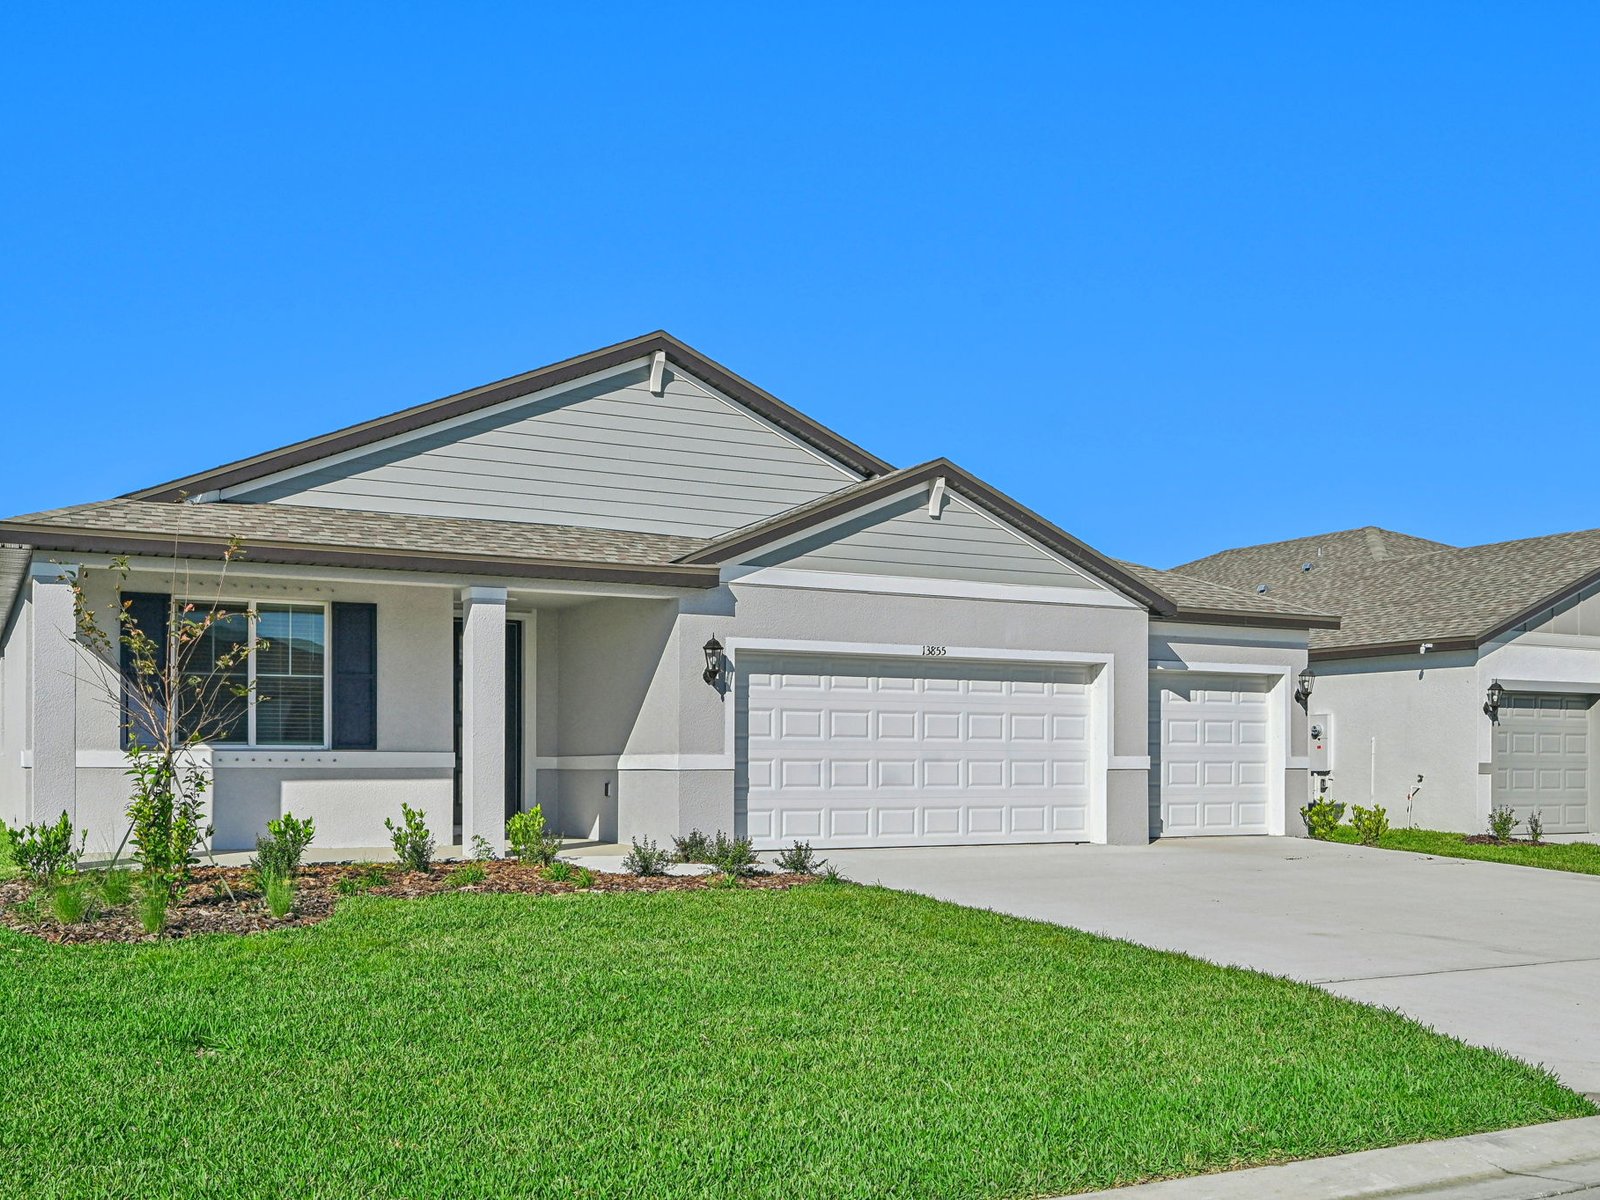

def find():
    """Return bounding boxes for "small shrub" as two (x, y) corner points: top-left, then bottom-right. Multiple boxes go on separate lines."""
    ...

(1299, 797), (1346, 840)
(819, 864), (847, 885)
(621, 837), (671, 876)
(541, 860), (577, 884)
(1488, 804), (1520, 844)
(7, 812), (87, 882)
(774, 840), (824, 875)
(572, 866), (595, 890)
(250, 812), (316, 879)
(708, 832), (762, 877)
(0, 825), (18, 882)
(49, 881), (93, 926)
(136, 886), (167, 935)
(673, 829), (713, 863)
(446, 862), (488, 888)
(1349, 804), (1389, 847)
(469, 834), (496, 861)
(337, 864), (392, 896)
(709, 871), (744, 889)
(262, 873), (295, 918)
(97, 868), (135, 907)
(385, 803), (436, 872)
(506, 807), (562, 866)
(1527, 810), (1545, 845)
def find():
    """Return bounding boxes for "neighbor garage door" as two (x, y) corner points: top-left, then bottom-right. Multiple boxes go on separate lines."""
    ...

(1493, 692), (1592, 835)
(737, 653), (1095, 848)
(1149, 674), (1272, 836)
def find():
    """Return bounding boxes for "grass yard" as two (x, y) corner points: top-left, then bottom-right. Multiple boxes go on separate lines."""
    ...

(1328, 825), (1600, 876)
(0, 885), (1588, 1199)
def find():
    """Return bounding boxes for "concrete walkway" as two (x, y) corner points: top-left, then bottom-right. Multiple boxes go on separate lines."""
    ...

(827, 838), (1600, 1093)
(1066, 1116), (1600, 1198)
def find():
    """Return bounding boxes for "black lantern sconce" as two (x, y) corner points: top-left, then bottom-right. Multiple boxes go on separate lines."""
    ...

(702, 636), (724, 686)
(1484, 680), (1505, 720)
(1294, 666), (1315, 707)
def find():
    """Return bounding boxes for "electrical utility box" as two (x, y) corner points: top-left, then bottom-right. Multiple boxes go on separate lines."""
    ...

(1309, 713), (1333, 773)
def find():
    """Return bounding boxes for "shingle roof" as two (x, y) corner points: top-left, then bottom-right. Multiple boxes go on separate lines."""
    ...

(0, 498), (714, 581)
(1175, 526), (1454, 594)
(1115, 561), (1340, 628)
(1177, 526), (1600, 655)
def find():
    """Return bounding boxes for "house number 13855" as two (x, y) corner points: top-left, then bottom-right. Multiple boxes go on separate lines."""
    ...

(922, 645), (947, 656)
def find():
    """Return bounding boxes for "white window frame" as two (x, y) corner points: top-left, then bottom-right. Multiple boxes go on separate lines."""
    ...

(180, 598), (333, 751)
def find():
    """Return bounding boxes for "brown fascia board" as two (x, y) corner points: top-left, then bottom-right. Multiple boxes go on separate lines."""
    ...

(125, 331), (894, 502)
(1172, 607), (1343, 631)
(683, 459), (1179, 615)
(1310, 635), (1477, 662)
(3, 528), (720, 590)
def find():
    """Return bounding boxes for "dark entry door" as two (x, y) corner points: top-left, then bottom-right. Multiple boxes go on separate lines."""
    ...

(453, 619), (525, 830)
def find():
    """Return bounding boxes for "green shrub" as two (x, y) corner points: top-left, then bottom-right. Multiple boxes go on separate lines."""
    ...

(446, 862), (488, 888)
(1527, 810), (1545, 845)
(49, 880), (94, 925)
(710, 871), (744, 889)
(469, 835), (496, 861)
(136, 885), (167, 935)
(97, 868), (135, 907)
(708, 832), (762, 877)
(0, 825), (18, 882)
(774, 841), (824, 875)
(506, 807), (561, 866)
(540, 860), (577, 884)
(385, 803), (436, 872)
(621, 837), (671, 876)
(1299, 797), (1346, 840)
(573, 866), (595, 889)
(7, 812), (87, 882)
(250, 812), (316, 879)
(1488, 804), (1520, 844)
(1349, 804), (1389, 847)
(337, 864), (391, 896)
(819, 864), (847, 885)
(262, 873), (295, 918)
(672, 829), (713, 863)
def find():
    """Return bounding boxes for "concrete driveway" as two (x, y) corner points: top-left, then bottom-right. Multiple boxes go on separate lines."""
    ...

(827, 837), (1600, 1095)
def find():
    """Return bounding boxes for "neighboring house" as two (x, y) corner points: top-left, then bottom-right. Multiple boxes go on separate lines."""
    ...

(1178, 526), (1600, 836)
(0, 333), (1334, 854)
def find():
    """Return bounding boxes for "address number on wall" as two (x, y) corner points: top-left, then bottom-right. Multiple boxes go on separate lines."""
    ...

(922, 645), (948, 656)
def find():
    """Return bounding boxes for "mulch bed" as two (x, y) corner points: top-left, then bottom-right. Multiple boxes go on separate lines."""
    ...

(0, 860), (817, 946)
(1461, 835), (1554, 847)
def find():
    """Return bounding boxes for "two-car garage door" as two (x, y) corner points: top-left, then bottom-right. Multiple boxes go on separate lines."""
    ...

(737, 653), (1095, 849)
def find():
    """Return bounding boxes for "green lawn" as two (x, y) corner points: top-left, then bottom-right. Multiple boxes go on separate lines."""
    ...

(1328, 825), (1600, 875)
(0, 886), (1587, 1199)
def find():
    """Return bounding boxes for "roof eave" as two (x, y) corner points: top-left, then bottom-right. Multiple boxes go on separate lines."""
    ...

(0, 527), (720, 590)
(1310, 635), (1477, 662)
(1166, 607), (1343, 631)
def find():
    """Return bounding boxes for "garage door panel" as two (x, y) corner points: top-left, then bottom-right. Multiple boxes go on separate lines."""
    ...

(1493, 692), (1592, 835)
(1151, 674), (1274, 837)
(739, 654), (1095, 848)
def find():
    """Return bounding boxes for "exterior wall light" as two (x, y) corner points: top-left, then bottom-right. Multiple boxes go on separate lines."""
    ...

(702, 636), (724, 686)
(1295, 666), (1315, 706)
(1484, 680), (1505, 719)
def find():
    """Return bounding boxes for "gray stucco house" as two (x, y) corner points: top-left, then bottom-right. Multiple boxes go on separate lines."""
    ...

(0, 332), (1334, 855)
(1178, 526), (1600, 836)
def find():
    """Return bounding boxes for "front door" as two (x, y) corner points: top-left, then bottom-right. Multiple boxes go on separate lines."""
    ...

(453, 618), (525, 831)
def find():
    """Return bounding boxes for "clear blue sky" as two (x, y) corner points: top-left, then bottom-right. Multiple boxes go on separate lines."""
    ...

(3, 4), (1596, 568)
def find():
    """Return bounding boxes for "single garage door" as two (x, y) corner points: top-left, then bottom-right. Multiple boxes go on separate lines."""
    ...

(1493, 692), (1592, 835)
(1149, 674), (1272, 836)
(737, 653), (1095, 849)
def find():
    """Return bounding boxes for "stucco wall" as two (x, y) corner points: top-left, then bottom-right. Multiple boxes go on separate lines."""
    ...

(1312, 649), (1482, 831)
(0, 588), (30, 827)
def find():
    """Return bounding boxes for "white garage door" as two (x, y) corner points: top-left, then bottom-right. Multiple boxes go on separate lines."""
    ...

(1493, 693), (1592, 835)
(1149, 674), (1272, 836)
(737, 653), (1096, 849)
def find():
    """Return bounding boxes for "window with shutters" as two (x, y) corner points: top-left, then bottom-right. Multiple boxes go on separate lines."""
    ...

(176, 600), (328, 747)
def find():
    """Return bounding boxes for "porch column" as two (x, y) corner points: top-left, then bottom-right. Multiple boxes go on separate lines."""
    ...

(459, 585), (507, 854)
(29, 565), (78, 827)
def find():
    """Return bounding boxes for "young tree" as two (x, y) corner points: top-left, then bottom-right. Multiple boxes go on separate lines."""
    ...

(68, 538), (264, 898)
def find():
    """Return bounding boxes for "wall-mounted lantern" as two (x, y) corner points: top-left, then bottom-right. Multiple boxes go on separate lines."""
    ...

(702, 636), (724, 686)
(1484, 680), (1505, 720)
(1295, 666), (1315, 706)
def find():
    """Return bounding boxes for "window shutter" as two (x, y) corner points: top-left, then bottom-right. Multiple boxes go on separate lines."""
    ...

(331, 602), (377, 750)
(120, 592), (170, 750)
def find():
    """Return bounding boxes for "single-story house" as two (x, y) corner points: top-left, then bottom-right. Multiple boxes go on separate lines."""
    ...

(0, 332), (1335, 854)
(1177, 525), (1600, 836)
